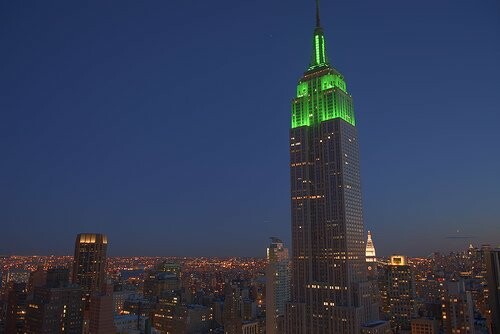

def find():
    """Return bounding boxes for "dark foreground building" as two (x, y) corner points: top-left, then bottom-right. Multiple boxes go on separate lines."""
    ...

(25, 268), (83, 334)
(483, 247), (500, 333)
(285, 1), (378, 333)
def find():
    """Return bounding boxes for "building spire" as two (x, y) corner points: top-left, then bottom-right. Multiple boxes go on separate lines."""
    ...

(316, 0), (321, 28)
(309, 0), (329, 70)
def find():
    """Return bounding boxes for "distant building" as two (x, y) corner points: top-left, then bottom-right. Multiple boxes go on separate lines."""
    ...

(411, 318), (439, 334)
(123, 296), (154, 317)
(5, 282), (27, 334)
(113, 290), (138, 314)
(45, 267), (70, 288)
(114, 314), (150, 334)
(143, 272), (180, 301)
(72, 233), (108, 297)
(240, 298), (256, 321)
(365, 231), (381, 323)
(360, 320), (392, 334)
(242, 320), (260, 334)
(380, 255), (417, 331)
(441, 280), (475, 334)
(366, 231), (377, 276)
(156, 262), (181, 276)
(151, 293), (180, 333)
(183, 304), (213, 334)
(266, 237), (290, 334)
(27, 266), (46, 297)
(223, 282), (242, 334)
(366, 231), (377, 263)
(6, 269), (30, 285)
(151, 293), (211, 334)
(482, 246), (500, 333)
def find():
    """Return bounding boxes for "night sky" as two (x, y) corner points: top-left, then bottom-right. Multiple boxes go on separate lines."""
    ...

(1, 0), (499, 257)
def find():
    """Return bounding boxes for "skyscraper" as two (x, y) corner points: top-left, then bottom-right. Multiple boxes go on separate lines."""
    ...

(72, 233), (108, 333)
(72, 233), (108, 296)
(366, 231), (377, 264)
(379, 255), (416, 331)
(366, 231), (377, 281)
(266, 237), (290, 334)
(285, 1), (377, 332)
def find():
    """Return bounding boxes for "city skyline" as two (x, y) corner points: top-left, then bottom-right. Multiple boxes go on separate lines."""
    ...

(1, 0), (500, 257)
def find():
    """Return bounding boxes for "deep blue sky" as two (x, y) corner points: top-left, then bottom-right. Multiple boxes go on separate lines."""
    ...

(1, 0), (499, 257)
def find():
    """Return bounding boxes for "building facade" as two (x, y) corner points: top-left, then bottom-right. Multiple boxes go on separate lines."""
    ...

(26, 285), (83, 334)
(72, 233), (108, 296)
(380, 255), (417, 331)
(441, 281), (475, 334)
(89, 283), (117, 334)
(410, 318), (439, 334)
(483, 247), (500, 334)
(5, 282), (27, 334)
(285, 2), (377, 333)
(266, 238), (290, 334)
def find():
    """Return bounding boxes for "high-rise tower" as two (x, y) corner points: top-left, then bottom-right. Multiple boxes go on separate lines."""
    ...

(380, 255), (416, 331)
(366, 231), (376, 264)
(266, 238), (291, 334)
(72, 233), (108, 295)
(72, 233), (109, 333)
(285, 1), (377, 332)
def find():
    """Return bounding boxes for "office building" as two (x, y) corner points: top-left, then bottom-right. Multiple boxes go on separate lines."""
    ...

(285, 1), (378, 332)
(72, 233), (108, 297)
(266, 237), (290, 334)
(483, 246), (500, 333)
(411, 318), (438, 334)
(25, 270), (84, 334)
(360, 320), (392, 334)
(223, 282), (242, 334)
(5, 282), (27, 334)
(144, 272), (180, 301)
(89, 283), (117, 334)
(441, 280), (475, 334)
(380, 255), (416, 331)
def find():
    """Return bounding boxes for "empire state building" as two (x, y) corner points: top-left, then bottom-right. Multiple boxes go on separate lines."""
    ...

(285, 1), (378, 333)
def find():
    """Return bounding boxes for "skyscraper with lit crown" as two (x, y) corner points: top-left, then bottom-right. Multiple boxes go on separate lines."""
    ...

(285, 1), (378, 333)
(366, 231), (376, 264)
(366, 231), (377, 279)
(72, 233), (108, 295)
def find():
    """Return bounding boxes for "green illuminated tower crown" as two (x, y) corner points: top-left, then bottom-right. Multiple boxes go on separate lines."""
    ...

(291, 0), (355, 128)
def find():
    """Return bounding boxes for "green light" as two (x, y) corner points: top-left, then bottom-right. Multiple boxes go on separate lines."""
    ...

(297, 82), (309, 97)
(291, 71), (355, 129)
(292, 23), (356, 129)
(309, 29), (328, 69)
(314, 35), (321, 65)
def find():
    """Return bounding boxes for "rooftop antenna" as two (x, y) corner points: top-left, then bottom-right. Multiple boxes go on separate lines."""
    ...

(316, 0), (321, 28)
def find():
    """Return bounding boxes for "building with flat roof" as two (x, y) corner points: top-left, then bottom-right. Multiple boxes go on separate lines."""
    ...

(411, 318), (438, 334)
